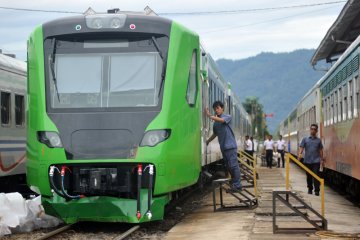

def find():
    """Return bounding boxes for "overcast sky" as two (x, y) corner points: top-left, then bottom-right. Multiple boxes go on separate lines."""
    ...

(0, 0), (346, 61)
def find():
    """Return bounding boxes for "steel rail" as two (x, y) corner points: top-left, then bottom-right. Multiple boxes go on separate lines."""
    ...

(36, 223), (76, 240)
(113, 225), (140, 240)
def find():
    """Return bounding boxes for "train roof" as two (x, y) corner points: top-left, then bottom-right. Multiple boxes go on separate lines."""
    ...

(311, 0), (360, 65)
(317, 33), (360, 87)
(282, 34), (360, 124)
(0, 53), (26, 75)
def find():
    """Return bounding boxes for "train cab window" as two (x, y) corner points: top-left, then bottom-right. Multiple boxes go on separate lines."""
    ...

(186, 51), (198, 106)
(15, 94), (25, 126)
(1, 91), (11, 125)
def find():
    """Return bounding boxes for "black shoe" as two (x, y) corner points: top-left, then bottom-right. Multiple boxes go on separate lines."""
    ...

(308, 190), (312, 194)
(315, 192), (319, 196)
(227, 186), (242, 193)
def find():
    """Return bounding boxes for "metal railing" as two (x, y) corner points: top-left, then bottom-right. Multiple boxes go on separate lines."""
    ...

(285, 153), (325, 217)
(238, 150), (258, 198)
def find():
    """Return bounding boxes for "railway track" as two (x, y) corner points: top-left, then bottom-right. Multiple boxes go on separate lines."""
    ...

(35, 223), (140, 240)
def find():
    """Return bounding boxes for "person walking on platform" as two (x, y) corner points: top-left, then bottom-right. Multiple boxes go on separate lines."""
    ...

(206, 101), (242, 192)
(277, 135), (286, 168)
(298, 124), (324, 196)
(264, 135), (274, 168)
(244, 135), (253, 166)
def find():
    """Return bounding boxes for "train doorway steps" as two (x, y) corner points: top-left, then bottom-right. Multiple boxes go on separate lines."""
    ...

(272, 190), (327, 234)
(212, 178), (258, 212)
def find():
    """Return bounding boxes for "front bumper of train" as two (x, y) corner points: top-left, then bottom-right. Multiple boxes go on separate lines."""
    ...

(42, 191), (170, 224)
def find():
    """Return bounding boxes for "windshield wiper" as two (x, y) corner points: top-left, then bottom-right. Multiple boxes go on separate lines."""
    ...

(151, 36), (167, 97)
(50, 38), (60, 101)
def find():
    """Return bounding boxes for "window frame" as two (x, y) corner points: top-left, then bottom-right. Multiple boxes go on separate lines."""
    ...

(185, 50), (198, 107)
(14, 93), (25, 127)
(1, 91), (11, 127)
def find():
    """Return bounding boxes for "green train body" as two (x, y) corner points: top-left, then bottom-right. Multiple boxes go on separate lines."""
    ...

(27, 12), (251, 223)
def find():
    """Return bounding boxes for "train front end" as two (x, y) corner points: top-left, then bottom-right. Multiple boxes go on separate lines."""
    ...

(26, 12), (201, 223)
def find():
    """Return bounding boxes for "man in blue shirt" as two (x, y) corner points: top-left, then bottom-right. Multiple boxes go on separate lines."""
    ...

(298, 123), (324, 196)
(206, 101), (242, 191)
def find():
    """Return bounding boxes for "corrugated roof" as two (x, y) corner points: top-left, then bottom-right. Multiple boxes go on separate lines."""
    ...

(311, 0), (360, 66)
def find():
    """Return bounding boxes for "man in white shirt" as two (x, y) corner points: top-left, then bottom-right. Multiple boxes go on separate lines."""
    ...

(264, 135), (275, 168)
(277, 135), (286, 168)
(244, 135), (253, 166)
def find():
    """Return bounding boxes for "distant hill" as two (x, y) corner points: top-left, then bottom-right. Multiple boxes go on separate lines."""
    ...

(216, 49), (325, 133)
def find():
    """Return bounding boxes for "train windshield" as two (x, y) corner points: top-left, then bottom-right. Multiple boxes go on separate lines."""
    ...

(45, 35), (168, 110)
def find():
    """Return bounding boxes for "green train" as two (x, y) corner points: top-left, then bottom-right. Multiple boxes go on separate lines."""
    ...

(26, 10), (251, 223)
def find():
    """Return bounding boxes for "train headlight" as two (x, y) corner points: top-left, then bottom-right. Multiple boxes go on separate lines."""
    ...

(110, 18), (122, 28)
(37, 131), (63, 148)
(85, 14), (126, 29)
(92, 18), (103, 29)
(140, 130), (171, 147)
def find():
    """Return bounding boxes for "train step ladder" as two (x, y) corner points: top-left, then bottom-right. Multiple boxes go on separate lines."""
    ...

(212, 178), (258, 211)
(273, 191), (327, 233)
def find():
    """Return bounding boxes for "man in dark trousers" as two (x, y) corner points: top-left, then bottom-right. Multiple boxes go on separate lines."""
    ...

(277, 135), (286, 168)
(206, 101), (242, 191)
(298, 124), (324, 196)
(264, 135), (274, 168)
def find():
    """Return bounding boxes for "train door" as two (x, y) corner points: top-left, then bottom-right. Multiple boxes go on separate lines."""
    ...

(200, 50), (209, 166)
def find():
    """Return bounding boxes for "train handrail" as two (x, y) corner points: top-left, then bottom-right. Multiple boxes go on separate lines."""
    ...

(285, 153), (325, 217)
(238, 150), (258, 198)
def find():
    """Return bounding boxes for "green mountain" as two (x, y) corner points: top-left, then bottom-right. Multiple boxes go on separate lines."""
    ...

(216, 49), (325, 133)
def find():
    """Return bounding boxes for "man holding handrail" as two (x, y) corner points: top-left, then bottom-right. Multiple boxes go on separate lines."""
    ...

(298, 124), (324, 196)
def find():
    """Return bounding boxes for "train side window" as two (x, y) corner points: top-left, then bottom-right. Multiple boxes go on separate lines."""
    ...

(343, 84), (347, 121)
(334, 91), (338, 123)
(208, 79), (212, 108)
(356, 76), (360, 117)
(330, 93), (334, 125)
(323, 99), (326, 126)
(15, 94), (25, 126)
(186, 51), (198, 106)
(339, 87), (343, 122)
(349, 80), (353, 119)
(1, 91), (11, 126)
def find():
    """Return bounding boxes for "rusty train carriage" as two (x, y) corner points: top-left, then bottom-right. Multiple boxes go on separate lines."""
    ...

(279, 35), (360, 197)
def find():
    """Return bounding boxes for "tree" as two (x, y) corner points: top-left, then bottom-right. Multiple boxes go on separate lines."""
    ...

(243, 96), (269, 139)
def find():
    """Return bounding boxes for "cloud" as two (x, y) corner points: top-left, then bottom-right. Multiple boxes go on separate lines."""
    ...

(0, 1), (345, 61)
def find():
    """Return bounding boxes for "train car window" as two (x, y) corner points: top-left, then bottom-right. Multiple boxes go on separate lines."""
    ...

(15, 94), (25, 126)
(323, 100), (326, 126)
(186, 50), (198, 106)
(327, 97), (330, 125)
(208, 79), (212, 108)
(349, 80), (353, 119)
(356, 76), (360, 116)
(331, 93), (334, 124)
(1, 91), (11, 126)
(339, 87), (343, 122)
(343, 84), (347, 121)
(334, 91), (338, 123)
(214, 84), (217, 101)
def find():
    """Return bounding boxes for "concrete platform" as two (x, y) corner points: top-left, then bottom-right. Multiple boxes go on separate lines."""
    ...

(165, 156), (360, 239)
